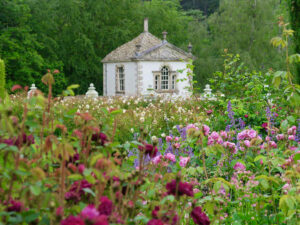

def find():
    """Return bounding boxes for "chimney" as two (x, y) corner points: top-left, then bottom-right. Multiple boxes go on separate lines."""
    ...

(144, 18), (148, 32)
(135, 44), (141, 56)
(188, 42), (193, 54)
(162, 31), (168, 42)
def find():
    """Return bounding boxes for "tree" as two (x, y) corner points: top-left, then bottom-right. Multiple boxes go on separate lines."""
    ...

(0, 59), (6, 99)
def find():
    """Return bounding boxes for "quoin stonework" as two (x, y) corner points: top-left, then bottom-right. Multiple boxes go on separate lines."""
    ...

(101, 18), (196, 97)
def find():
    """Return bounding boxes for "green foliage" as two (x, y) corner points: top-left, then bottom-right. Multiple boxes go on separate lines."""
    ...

(0, 59), (6, 99)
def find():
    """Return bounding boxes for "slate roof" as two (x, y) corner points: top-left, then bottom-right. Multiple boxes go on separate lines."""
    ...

(101, 31), (195, 63)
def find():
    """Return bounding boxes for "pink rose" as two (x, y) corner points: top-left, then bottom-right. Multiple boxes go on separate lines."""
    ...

(164, 153), (176, 162)
(244, 140), (251, 148)
(288, 135), (295, 141)
(179, 156), (190, 167)
(276, 134), (284, 141)
(166, 136), (173, 142)
(174, 143), (180, 149)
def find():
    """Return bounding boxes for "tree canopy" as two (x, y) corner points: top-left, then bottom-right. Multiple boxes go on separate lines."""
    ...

(0, 0), (297, 95)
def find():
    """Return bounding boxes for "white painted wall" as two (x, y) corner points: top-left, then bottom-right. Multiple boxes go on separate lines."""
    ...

(103, 61), (191, 97)
(139, 61), (191, 96)
(104, 62), (137, 96)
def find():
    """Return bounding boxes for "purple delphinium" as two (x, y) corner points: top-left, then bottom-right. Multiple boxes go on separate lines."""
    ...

(158, 138), (163, 151)
(295, 121), (300, 142)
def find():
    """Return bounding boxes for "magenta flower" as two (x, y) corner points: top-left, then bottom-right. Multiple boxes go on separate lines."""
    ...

(56, 206), (64, 217)
(147, 219), (164, 225)
(191, 206), (210, 225)
(166, 180), (194, 197)
(233, 162), (246, 171)
(60, 216), (85, 225)
(81, 205), (99, 221)
(93, 215), (109, 225)
(92, 132), (108, 145)
(6, 199), (23, 212)
(98, 196), (113, 216)
(65, 179), (92, 202)
(152, 206), (160, 218)
(78, 164), (85, 174)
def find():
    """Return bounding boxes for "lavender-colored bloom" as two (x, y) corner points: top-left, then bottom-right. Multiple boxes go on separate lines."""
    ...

(158, 138), (163, 151)
(296, 122), (300, 142)
(238, 118), (245, 130)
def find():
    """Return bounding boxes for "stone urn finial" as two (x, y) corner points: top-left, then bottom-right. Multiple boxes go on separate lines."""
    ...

(204, 84), (212, 97)
(86, 83), (98, 98)
(27, 84), (37, 98)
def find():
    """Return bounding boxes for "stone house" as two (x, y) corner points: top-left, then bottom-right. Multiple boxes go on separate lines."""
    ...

(101, 18), (195, 96)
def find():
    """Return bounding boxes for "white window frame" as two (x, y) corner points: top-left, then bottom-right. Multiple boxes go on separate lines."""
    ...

(152, 65), (177, 93)
(116, 66), (125, 93)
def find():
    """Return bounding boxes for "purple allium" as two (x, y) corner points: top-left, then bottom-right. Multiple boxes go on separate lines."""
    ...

(60, 216), (85, 225)
(166, 180), (194, 197)
(191, 206), (210, 225)
(81, 205), (99, 221)
(98, 196), (113, 216)
(147, 219), (164, 225)
(233, 162), (246, 171)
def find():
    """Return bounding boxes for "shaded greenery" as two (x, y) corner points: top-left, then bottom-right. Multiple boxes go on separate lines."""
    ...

(0, 0), (296, 95)
(0, 59), (5, 99)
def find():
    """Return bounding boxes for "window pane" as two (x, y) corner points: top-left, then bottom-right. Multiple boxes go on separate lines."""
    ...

(172, 75), (176, 90)
(161, 66), (169, 90)
(155, 75), (159, 90)
(117, 67), (125, 91)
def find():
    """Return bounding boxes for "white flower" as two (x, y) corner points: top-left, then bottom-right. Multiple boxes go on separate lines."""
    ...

(161, 133), (166, 138)
(140, 117), (145, 122)
(130, 128), (134, 133)
(151, 136), (158, 142)
(86, 104), (90, 109)
(123, 109), (126, 113)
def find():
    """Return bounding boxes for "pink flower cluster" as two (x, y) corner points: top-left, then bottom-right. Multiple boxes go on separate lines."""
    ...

(152, 153), (190, 167)
(233, 162), (246, 171)
(61, 196), (113, 225)
(207, 131), (223, 145)
(237, 129), (257, 140)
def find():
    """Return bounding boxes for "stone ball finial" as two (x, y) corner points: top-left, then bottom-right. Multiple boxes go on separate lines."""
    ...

(86, 83), (98, 98)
